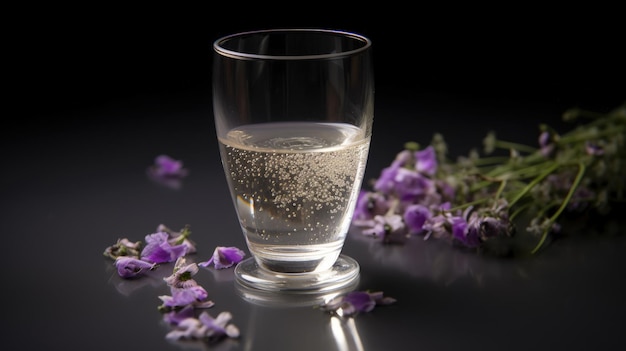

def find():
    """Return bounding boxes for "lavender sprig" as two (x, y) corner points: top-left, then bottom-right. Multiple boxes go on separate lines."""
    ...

(353, 104), (625, 255)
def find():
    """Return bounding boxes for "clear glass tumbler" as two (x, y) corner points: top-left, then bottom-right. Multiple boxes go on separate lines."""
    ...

(212, 29), (374, 292)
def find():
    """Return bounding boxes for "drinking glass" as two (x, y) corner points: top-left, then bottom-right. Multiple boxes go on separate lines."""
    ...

(212, 29), (374, 292)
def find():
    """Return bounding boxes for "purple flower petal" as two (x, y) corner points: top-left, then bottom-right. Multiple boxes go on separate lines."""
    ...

(141, 231), (189, 263)
(373, 165), (401, 194)
(343, 291), (376, 313)
(393, 168), (433, 201)
(199, 246), (245, 269)
(585, 141), (604, 156)
(152, 155), (188, 178)
(162, 285), (209, 308)
(451, 216), (469, 242)
(114, 256), (156, 278)
(403, 204), (432, 234)
(163, 259), (200, 288)
(539, 131), (555, 157)
(415, 146), (437, 176)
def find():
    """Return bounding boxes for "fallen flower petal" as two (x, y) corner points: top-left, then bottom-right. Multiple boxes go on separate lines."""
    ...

(103, 238), (142, 260)
(343, 291), (376, 313)
(114, 256), (156, 279)
(150, 155), (189, 178)
(141, 231), (189, 264)
(199, 246), (246, 269)
(160, 286), (211, 309)
(159, 224), (197, 254)
(163, 257), (200, 288)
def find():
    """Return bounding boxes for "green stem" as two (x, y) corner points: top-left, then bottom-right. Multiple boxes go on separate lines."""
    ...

(508, 163), (560, 208)
(530, 161), (587, 254)
(558, 125), (625, 144)
(494, 140), (537, 153)
(472, 156), (512, 166)
(495, 179), (507, 199)
(485, 154), (548, 179)
(509, 202), (531, 221)
(449, 197), (490, 212)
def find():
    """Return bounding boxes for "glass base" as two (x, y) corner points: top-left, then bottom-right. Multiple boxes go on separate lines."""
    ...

(235, 274), (359, 308)
(234, 254), (360, 296)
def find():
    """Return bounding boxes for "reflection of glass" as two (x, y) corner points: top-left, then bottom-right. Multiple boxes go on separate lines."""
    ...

(213, 29), (374, 292)
(330, 316), (364, 351)
(235, 275), (358, 308)
(238, 281), (362, 351)
(203, 265), (236, 283)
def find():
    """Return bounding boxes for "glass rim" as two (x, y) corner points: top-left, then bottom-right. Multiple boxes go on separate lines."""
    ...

(213, 28), (371, 60)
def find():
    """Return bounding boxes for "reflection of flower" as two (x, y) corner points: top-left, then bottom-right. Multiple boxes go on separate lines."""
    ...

(321, 290), (396, 317)
(105, 261), (169, 296)
(165, 311), (240, 343)
(352, 105), (625, 256)
(349, 231), (507, 286)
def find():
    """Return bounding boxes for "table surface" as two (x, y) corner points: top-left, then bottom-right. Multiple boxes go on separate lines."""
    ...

(3, 84), (625, 350)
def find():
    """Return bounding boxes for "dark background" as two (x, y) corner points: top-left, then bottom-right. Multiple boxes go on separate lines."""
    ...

(15, 5), (624, 125)
(3, 5), (625, 351)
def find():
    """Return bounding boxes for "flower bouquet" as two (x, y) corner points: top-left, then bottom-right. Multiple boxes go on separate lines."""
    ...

(352, 104), (625, 257)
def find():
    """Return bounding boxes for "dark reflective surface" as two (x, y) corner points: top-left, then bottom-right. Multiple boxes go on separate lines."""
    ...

(4, 91), (625, 351)
(6, 10), (625, 351)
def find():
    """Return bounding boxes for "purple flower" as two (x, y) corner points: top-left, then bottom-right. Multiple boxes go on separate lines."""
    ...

(352, 190), (390, 221)
(343, 291), (376, 313)
(415, 146), (437, 176)
(114, 256), (156, 278)
(103, 238), (142, 260)
(159, 285), (212, 309)
(163, 257), (200, 288)
(585, 141), (604, 156)
(321, 290), (396, 317)
(359, 214), (406, 243)
(199, 246), (246, 269)
(450, 215), (481, 248)
(151, 155), (189, 178)
(141, 231), (189, 264)
(374, 166), (401, 195)
(393, 168), (434, 202)
(403, 204), (432, 234)
(158, 224), (197, 255)
(373, 150), (411, 194)
(539, 131), (555, 157)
